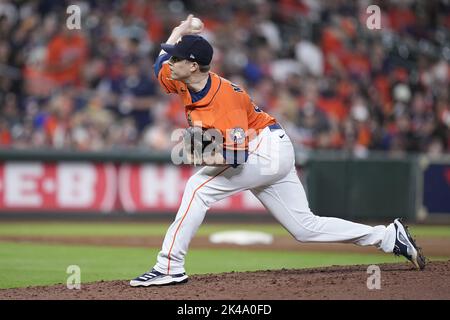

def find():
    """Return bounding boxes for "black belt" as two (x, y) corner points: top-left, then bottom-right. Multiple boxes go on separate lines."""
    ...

(268, 123), (283, 131)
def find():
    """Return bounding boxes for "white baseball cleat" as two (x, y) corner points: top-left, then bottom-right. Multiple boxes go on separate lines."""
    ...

(393, 218), (426, 270)
(130, 269), (188, 287)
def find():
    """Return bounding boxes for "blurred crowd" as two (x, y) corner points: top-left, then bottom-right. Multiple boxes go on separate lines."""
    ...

(0, 0), (449, 157)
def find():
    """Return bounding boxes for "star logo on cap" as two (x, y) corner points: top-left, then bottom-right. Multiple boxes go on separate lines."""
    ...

(189, 54), (195, 59)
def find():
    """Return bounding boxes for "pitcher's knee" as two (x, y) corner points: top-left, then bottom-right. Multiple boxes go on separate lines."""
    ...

(289, 214), (320, 242)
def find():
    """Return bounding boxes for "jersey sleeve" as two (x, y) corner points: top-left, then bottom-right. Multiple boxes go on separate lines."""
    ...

(153, 53), (170, 78)
(157, 62), (178, 94)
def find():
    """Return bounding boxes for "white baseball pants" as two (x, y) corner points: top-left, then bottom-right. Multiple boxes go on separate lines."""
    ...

(154, 126), (396, 275)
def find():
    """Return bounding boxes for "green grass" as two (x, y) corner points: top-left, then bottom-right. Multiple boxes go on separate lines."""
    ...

(1, 241), (447, 289)
(0, 222), (448, 289)
(0, 222), (449, 238)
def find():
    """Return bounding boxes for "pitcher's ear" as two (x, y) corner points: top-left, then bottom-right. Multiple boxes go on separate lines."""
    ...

(190, 61), (199, 72)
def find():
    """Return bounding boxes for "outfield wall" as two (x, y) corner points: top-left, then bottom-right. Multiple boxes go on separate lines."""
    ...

(0, 149), (448, 221)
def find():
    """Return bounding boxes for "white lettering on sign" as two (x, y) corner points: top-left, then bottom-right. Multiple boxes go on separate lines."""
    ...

(57, 163), (96, 207)
(243, 191), (264, 209)
(4, 163), (43, 207)
(140, 166), (181, 207)
(42, 178), (56, 193)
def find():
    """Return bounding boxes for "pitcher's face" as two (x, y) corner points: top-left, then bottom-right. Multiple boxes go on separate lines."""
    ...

(168, 56), (196, 81)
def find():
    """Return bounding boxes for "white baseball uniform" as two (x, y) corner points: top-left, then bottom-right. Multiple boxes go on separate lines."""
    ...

(153, 125), (397, 275)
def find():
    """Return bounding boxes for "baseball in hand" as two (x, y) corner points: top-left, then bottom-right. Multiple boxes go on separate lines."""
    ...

(190, 17), (203, 32)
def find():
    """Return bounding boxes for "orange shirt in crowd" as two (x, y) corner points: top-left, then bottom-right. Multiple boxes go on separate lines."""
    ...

(0, 130), (11, 146)
(45, 32), (87, 85)
(317, 97), (348, 122)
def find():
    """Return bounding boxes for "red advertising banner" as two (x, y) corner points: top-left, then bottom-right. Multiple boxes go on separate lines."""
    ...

(0, 162), (265, 213)
(118, 164), (265, 213)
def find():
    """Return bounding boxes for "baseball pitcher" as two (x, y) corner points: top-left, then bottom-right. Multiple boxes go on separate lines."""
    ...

(130, 15), (426, 287)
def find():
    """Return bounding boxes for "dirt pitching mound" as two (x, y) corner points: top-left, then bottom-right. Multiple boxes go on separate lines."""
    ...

(1, 261), (449, 300)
